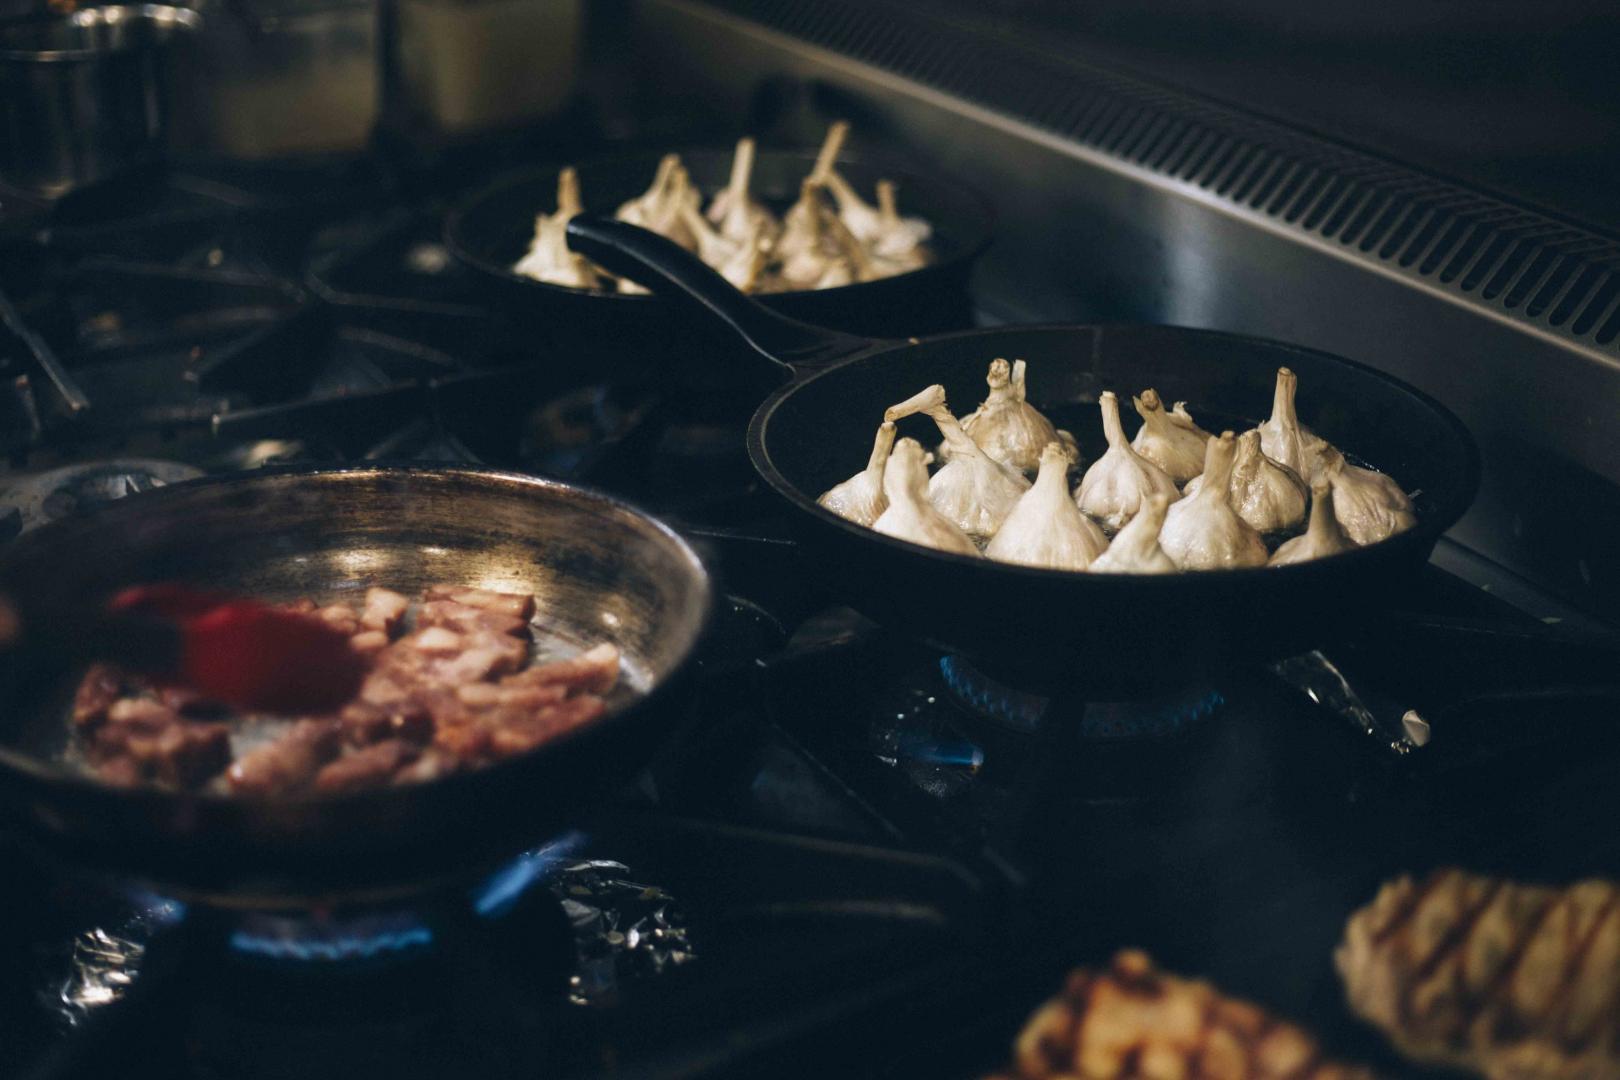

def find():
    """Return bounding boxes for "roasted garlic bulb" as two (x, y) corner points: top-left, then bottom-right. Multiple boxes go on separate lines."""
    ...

(1088, 493), (1177, 574)
(512, 167), (602, 290)
(1186, 429), (1309, 533)
(817, 421), (896, 527)
(951, 359), (1069, 475)
(925, 400), (1030, 541)
(678, 204), (769, 291)
(872, 437), (981, 557)
(1323, 448), (1415, 545)
(1076, 391), (1182, 531)
(1158, 431), (1269, 569)
(985, 442), (1107, 570)
(613, 154), (698, 251)
(1257, 367), (1336, 483)
(775, 181), (839, 290)
(1270, 480), (1353, 565)
(817, 206), (879, 289)
(705, 137), (779, 245)
(1130, 388), (1208, 485)
(986, 950), (1377, 1080)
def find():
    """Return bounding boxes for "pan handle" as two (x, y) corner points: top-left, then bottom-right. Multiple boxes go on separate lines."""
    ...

(565, 215), (875, 378)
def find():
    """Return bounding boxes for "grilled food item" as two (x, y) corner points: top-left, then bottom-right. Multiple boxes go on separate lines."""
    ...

(1336, 869), (1620, 1080)
(987, 950), (1376, 1079)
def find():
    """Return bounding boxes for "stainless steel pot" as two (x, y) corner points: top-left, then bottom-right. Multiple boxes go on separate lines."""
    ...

(0, 4), (202, 196)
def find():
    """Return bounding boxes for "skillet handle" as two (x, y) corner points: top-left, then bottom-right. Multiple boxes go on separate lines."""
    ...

(565, 215), (873, 376)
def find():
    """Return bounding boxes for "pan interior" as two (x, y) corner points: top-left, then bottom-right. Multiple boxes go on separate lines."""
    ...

(758, 324), (1475, 538)
(0, 468), (711, 773)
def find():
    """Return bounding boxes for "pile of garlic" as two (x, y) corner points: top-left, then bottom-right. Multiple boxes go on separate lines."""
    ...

(817, 361), (1417, 573)
(511, 121), (933, 294)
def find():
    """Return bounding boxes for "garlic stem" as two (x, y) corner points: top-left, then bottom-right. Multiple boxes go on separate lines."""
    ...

(885, 383), (948, 422)
(810, 120), (849, 183)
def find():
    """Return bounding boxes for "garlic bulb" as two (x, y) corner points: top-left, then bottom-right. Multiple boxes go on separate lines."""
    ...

(776, 181), (836, 289)
(512, 167), (602, 289)
(706, 137), (779, 245)
(776, 122), (848, 263)
(1271, 481), (1354, 565)
(1130, 388), (1208, 485)
(677, 206), (769, 291)
(816, 206), (878, 289)
(823, 168), (884, 244)
(614, 154), (697, 251)
(1170, 401), (1210, 439)
(924, 399), (1030, 540)
(1185, 429), (1308, 533)
(615, 154), (678, 227)
(1088, 494), (1177, 574)
(1158, 432), (1269, 570)
(1322, 448), (1416, 545)
(818, 421), (896, 527)
(985, 442), (1108, 570)
(1257, 367), (1336, 483)
(870, 180), (932, 267)
(1076, 391), (1182, 531)
(872, 437), (981, 557)
(951, 359), (1067, 475)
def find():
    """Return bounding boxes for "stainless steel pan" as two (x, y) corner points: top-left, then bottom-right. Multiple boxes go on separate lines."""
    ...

(0, 465), (712, 906)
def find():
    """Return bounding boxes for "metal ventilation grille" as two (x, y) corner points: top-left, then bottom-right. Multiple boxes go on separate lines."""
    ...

(709, 0), (1620, 351)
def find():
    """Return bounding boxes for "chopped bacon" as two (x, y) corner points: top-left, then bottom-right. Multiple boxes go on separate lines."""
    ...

(423, 585), (535, 621)
(314, 603), (362, 637)
(73, 584), (616, 795)
(72, 664), (127, 728)
(313, 739), (419, 793)
(90, 703), (231, 789)
(349, 630), (390, 656)
(416, 599), (529, 639)
(227, 718), (342, 794)
(360, 588), (410, 637)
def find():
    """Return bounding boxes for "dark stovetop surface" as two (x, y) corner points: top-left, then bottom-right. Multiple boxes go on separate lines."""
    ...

(4, 138), (1620, 1080)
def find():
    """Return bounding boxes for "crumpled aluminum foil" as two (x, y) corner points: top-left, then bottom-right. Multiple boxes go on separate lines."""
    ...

(42, 897), (183, 1028)
(549, 859), (695, 1006)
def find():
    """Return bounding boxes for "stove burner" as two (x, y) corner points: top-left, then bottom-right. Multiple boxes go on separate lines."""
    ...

(0, 458), (204, 540)
(229, 914), (435, 964)
(937, 655), (1224, 738)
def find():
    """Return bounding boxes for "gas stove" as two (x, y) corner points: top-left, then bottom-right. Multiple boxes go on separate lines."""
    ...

(4, 113), (1620, 1080)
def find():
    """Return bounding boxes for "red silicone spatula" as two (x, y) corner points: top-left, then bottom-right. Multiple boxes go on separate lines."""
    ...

(102, 585), (368, 714)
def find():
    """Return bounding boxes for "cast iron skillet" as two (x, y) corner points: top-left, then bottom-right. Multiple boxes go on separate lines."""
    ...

(445, 149), (993, 358)
(566, 216), (1480, 697)
(0, 466), (712, 906)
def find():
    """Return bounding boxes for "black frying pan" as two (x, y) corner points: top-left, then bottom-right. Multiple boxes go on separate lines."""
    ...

(0, 466), (712, 906)
(566, 216), (1480, 697)
(444, 148), (993, 372)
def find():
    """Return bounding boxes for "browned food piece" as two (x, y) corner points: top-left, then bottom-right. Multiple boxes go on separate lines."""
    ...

(314, 603), (362, 637)
(339, 697), (433, 747)
(990, 951), (1377, 1080)
(226, 718), (342, 794)
(391, 625), (527, 683)
(89, 700), (232, 789)
(416, 599), (530, 640)
(503, 643), (620, 695)
(424, 584), (535, 621)
(281, 598), (318, 614)
(349, 629), (390, 655)
(360, 587), (410, 637)
(392, 748), (457, 785)
(1336, 869), (1620, 1080)
(312, 739), (420, 793)
(72, 663), (127, 728)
